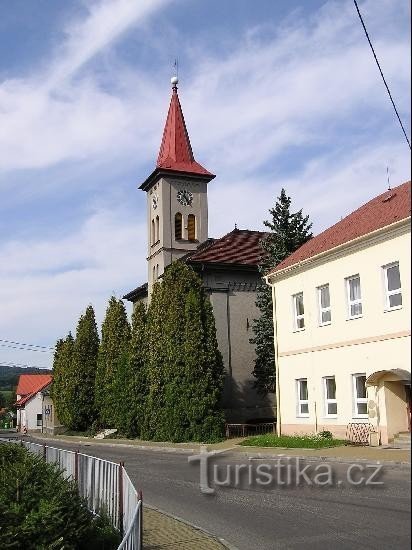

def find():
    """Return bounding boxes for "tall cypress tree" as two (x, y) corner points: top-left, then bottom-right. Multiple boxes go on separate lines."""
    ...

(141, 281), (166, 440)
(143, 262), (224, 442)
(69, 305), (100, 431)
(95, 297), (130, 428)
(123, 302), (147, 437)
(251, 189), (313, 394)
(51, 333), (75, 428)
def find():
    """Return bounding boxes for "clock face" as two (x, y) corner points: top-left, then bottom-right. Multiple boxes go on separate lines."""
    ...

(176, 189), (193, 206)
(152, 194), (159, 210)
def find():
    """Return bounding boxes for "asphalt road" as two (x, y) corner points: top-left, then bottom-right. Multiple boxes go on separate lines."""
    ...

(5, 435), (411, 550)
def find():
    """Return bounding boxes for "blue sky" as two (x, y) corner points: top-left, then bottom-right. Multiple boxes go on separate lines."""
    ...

(0, 0), (410, 370)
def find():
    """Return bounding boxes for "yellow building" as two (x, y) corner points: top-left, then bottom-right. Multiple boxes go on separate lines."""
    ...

(266, 181), (411, 446)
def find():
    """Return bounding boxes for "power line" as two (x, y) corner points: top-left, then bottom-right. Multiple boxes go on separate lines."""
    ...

(0, 338), (55, 351)
(0, 343), (54, 353)
(353, 0), (411, 150)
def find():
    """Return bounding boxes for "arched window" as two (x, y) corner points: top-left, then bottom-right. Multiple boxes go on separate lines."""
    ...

(151, 219), (155, 245)
(155, 216), (160, 243)
(156, 264), (159, 279)
(153, 266), (156, 282)
(175, 212), (182, 240)
(188, 214), (196, 241)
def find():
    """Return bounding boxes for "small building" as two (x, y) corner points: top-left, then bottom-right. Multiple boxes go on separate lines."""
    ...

(265, 181), (411, 445)
(15, 374), (63, 434)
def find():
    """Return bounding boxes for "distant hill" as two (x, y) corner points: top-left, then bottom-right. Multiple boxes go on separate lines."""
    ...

(0, 365), (51, 390)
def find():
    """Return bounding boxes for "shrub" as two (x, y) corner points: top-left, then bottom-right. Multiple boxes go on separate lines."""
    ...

(0, 444), (120, 549)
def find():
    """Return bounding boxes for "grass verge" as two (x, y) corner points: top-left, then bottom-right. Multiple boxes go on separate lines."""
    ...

(239, 434), (347, 449)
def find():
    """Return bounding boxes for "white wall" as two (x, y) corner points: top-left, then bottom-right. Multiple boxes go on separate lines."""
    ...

(271, 221), (411, 442)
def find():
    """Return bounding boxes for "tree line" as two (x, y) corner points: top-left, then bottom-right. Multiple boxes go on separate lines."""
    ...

(52, 188), (312, 440)
(51, 262), (225, 442)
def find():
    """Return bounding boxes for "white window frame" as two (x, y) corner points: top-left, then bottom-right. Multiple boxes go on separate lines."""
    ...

(346, 275), (363, 319)
(382, 261), (402, 311)
(323, 376), (337, 417)
(317, 284), (331, 326)
(292, 292), (305, 331)
(352, 373), (368, 418)
(296, 378), (309, 417)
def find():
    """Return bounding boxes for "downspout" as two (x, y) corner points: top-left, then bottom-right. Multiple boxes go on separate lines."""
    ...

(267, 276), (281, 436)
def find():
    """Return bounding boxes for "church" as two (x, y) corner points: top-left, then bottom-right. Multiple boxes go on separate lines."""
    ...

(124, 77), (275, 422)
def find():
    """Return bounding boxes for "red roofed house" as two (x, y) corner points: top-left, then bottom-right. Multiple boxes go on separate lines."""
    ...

(123, 78), (275, 422)
(266, 181), (411, 446)
(16, 374), (63, 434)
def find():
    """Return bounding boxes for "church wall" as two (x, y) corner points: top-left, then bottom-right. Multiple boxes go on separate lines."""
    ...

(206, 269), (276, 423)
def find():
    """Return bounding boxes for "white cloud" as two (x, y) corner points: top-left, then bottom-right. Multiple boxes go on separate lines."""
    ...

(0, 206), (146, 368)
(0, 0), (172, 173)
(0, 0), (410, 369)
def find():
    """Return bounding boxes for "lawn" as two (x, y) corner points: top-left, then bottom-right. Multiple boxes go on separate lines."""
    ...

(239, 433), (347, 449)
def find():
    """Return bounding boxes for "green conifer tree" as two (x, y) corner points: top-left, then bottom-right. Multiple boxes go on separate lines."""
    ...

(95, 297), (130, 428)
(122, 302), (147, 437)
(144, 262), (225, 442)
(251, 189), (313, 394)
(69, 305), (100, 431)
(51, 333), (75, 428)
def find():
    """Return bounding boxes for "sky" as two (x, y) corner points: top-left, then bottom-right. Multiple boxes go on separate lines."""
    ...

(0, 0), (410, 370)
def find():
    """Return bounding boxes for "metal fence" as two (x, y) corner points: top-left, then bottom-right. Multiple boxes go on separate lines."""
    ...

(225, 422), (276, 438)
(16, 440), (142, 549)
(346, 422), (371, 445)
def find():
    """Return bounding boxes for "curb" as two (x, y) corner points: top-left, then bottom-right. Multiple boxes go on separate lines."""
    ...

(236, 450), (411, 468)
(144, 503), (239, 550)
(29, 434), (199, 454)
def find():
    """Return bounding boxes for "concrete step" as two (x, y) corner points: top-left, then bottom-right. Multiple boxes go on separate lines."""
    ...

(396, 432), (411, 440)
(392, 432), (411, 449)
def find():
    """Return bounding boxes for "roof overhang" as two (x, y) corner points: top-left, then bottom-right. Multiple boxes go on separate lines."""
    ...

(265, 217), (411, 286)
(188, 260), (259, 272)
(123, 283), (148, 302)
(139, 167), (215, 192)
(366, 368), (411, 387)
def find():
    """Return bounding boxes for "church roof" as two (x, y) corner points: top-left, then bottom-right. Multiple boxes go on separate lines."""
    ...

(269, 180), (411, 277)
(139, 81), (215, 191)
(185, 228), (267, 267)
(123, 229), (267, 302)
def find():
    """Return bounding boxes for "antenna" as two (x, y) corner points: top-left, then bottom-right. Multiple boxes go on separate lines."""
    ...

(386, 166), (391, 190)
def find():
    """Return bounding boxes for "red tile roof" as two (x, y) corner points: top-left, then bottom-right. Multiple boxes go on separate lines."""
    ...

(15, 374), (53, 407)
(270, 181), (411, 275)
(156, 84), (213, 177)
(187, 228), (267, 266)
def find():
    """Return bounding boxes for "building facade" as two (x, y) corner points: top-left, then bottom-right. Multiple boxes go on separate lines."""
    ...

(266, 182), (411, 445)
(15, 374), (63, 434)
(124, 78), (275, 422)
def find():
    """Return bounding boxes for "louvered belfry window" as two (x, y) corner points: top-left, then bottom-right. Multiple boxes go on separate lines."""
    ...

(175, 212), (183, 240)
(187, 214), (196, 241)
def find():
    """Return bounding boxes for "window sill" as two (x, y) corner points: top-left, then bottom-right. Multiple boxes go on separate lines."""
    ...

(383, 306), (402, 313)
(323, 415), (338, 419)
(296, 414), (310, 419)
(346, 315), (363, 321)
(352, 415), (368, 420)
(319, 322), (331, 327)
(293, 328), (305, 333)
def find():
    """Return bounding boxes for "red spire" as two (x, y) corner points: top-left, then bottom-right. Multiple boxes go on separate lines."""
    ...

(156, 80), (212, 176)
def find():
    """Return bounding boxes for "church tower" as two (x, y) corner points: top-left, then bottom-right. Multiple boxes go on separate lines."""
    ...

(139, 76), (215, 297)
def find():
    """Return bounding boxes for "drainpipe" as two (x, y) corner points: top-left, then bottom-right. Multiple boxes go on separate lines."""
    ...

(267, 276), (281, 436)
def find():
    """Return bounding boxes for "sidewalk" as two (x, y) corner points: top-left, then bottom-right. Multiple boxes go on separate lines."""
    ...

(143, 507), (230, 549)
